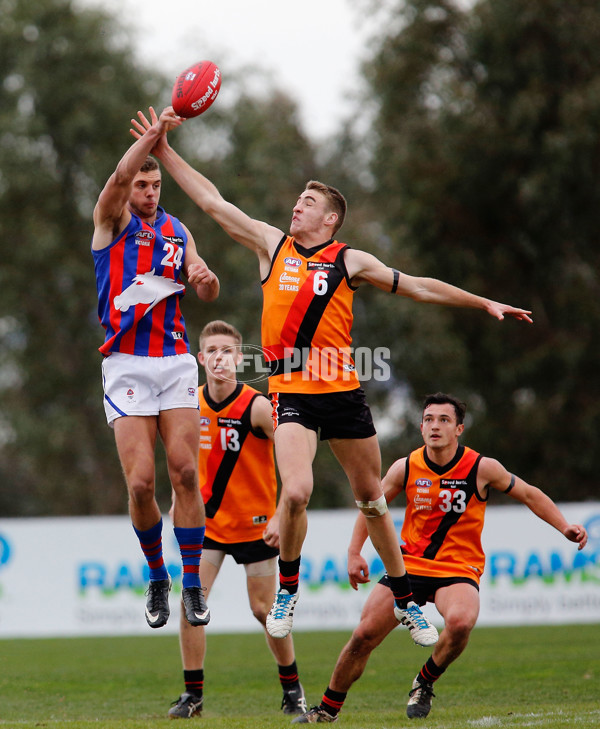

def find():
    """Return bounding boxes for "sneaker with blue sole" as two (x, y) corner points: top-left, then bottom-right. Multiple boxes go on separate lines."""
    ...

(266, 589), (299, 638)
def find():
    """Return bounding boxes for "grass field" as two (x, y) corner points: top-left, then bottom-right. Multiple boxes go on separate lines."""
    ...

(0, 624), (598, 728)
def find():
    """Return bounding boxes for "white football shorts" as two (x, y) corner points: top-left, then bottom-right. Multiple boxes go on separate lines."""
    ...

(101, 352), (199, 426)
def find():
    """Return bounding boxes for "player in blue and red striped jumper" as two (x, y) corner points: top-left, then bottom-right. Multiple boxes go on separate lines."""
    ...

(92, 107), (219, 630)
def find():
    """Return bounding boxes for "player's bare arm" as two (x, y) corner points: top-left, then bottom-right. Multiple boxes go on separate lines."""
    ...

(347, 457), (407, 590)
(250, 394), (280, 548)
(251, 395), (275, 443)
(131, 107), (283, 273)
(479, 457), (588, 550)
(93, 107), (169, 251)
(345, 248), (533, 323)
(182, 226), (219, 301)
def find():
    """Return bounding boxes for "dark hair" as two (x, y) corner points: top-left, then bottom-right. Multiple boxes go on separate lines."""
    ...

(140, 155), (160, 174)
(422, 392), (467, 425)
(305, 180), (347, 234)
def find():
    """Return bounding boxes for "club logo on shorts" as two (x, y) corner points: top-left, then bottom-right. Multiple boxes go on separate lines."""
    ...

(188, 387), (196, 397)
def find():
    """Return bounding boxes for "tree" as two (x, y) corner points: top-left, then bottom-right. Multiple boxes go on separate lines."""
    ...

(355, 0), (600, 498)
(0, 0), (164, 515)
(0, 3), (339, 513)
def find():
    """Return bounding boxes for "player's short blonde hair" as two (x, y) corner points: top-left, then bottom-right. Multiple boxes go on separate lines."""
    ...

(199, 320), (242, 349)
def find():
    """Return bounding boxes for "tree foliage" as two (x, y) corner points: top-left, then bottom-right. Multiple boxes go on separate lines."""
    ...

(0, 0), (167, 515)
(0, 0), (345, 514)
(356, 0), (600, 498)
(2, 0), (600, 515)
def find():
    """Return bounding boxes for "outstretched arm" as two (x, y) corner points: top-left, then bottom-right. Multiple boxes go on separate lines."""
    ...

(480, 458), (588, 549)
(345, 248), (533, 323)
(93, 106), (180, 251)
(130, 108), (283, 266)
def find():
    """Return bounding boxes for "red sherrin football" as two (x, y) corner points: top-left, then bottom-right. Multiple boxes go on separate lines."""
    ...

(171, 60), (221, 118)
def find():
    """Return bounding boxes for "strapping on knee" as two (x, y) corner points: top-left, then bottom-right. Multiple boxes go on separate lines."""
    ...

(355, 495), (388, 517)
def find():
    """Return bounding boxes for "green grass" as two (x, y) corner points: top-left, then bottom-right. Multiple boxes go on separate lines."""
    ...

(0, 624), (598, 728)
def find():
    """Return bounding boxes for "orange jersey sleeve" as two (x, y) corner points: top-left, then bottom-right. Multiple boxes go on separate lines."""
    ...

(261, 236), (359, 394)
(198, 383), (277, 543)
(401, 445), (487, 583)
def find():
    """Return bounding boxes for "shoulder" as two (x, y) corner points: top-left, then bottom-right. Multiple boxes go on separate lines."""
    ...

(250, 391), (273, 435)
(477, 456), (509, 486)
(343, 247), (390, 284)
(383, 457), (408, 488)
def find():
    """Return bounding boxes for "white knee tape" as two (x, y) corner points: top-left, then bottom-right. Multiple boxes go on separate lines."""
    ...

(355, 495), (388, 517)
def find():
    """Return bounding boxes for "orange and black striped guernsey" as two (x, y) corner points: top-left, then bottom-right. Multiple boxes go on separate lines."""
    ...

(261, 235), (359, 394)
(198, 383), (277, 544)
(401, 445), (487, 583)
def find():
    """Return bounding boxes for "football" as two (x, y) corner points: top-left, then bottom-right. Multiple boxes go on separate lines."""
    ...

(171, 60), (221, 118)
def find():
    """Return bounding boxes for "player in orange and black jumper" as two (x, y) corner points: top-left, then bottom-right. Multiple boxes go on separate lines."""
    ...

(292, 392), (588, 723)
(131, 106), (533, 659)
(168, 320), (306, 719)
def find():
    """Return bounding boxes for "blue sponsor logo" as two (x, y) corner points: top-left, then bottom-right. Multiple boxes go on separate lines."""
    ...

(0, 534), (11, 570)
(489, 513), (600, 586)
(415, 478), (432, 488)
(78, 560), (183, 596)
(300, 553), (385, 590)
(284, 257), (302, 268)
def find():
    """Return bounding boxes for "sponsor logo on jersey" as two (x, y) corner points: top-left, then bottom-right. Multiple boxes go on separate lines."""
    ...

(441, 478), (468, 488)
(200, 416), (211, 426)
(162, 235), (184, 246)
(252, 515), (268, 525)
(218, 417), (242, 427)
(284, 257), (302, 269)
(172, 331), (184, 340)
(307, 261), (335, 270)
(415, 478), (433, 488)
(279, 272), (300, 284)
(135, 230), (155, 246)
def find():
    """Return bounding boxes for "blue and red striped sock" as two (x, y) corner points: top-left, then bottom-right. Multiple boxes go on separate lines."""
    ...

(134, 519), (169, 582)
(174, 526), (205, 589)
